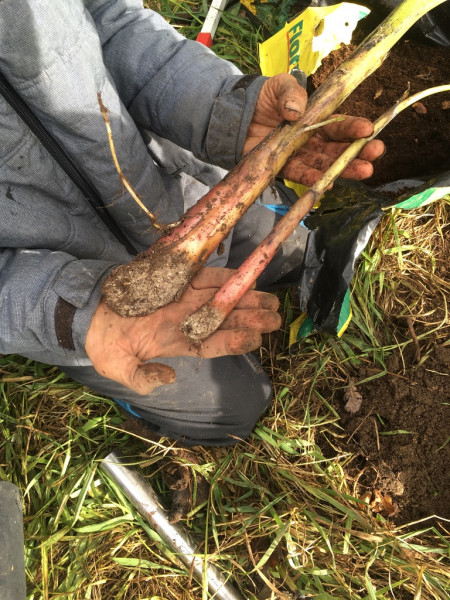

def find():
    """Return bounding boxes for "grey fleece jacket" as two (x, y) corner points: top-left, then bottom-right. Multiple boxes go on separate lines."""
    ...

(0, 0), (266, 366)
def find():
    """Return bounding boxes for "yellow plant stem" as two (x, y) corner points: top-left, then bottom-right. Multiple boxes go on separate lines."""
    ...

(98, 93), (179, 231)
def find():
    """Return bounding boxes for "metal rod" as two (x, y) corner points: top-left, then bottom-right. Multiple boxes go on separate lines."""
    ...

(101, 449), (245, 600)
(0, 481), (26, 600)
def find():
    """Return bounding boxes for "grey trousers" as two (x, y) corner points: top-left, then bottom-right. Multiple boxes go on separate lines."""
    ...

(63, 354), (273, 447)
(63, 138), (310, 446)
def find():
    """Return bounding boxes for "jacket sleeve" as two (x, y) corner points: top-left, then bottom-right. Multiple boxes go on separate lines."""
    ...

(0, 248), (116, 366)
(84, 0), (266, 169)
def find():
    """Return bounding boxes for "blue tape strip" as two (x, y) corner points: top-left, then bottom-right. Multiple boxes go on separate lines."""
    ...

(260, 203), (290, 216)
(114, 398), (143, 419)
(258, 202), (308, 228)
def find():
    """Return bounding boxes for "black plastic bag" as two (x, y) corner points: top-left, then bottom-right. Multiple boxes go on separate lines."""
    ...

(297, 171), (450, 336)
(357, 0), (450, 46)
(298, 181), (390, 334)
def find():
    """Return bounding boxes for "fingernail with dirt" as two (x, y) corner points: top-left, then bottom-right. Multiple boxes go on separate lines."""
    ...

(140, 363), (176, 385)
(284, 101), (302, 114)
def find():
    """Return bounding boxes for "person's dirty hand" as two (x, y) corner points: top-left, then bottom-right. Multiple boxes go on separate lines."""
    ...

(244, 73), (385, 186)
(85, 267), (281, 395)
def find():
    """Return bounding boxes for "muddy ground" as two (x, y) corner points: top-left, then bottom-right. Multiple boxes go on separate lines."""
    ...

(337, 340), (449, 525)
(305, 22), (449, 525)
(309, 19), (450, 187)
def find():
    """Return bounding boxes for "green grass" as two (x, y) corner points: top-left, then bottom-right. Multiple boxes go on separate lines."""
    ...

(146, 0), (264, 72)
(2, 308), (450, 599)
(1, 2), (449, 599)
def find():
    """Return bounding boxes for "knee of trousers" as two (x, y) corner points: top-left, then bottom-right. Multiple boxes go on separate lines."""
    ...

(61, 354), (274, 447)
(225, 185), (309, 290)
(123, 354), (274, 447)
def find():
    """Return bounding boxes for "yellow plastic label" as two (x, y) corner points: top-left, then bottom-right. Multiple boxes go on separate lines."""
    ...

(240, 0), (266, 16)
(259, 3), (370, 78)
(259, 3), (369, 198)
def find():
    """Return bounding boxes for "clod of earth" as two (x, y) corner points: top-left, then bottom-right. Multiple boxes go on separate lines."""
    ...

(101, 246), (198, 317)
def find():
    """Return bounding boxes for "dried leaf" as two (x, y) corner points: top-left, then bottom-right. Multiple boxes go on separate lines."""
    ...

(373, 86), (383, 100)
(441, 100), (450, 110)
(369, 489), (399, 517)
(415, 67), (435, 81)
(344, 379), (363, 414)
(360, 491), (372, 504)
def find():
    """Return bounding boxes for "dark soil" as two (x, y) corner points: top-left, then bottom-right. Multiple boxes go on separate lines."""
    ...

(308, 24), (450, 187)
(307, 23), (450, 525)
(338, 343), (450, 525)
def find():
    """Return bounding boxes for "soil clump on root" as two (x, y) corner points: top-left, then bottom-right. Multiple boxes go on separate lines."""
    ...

(102, 248), (195, 317)
(181, 304), (225, 345)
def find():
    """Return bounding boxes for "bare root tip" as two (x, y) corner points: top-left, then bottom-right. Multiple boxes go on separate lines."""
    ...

(181, 305), (225, 345)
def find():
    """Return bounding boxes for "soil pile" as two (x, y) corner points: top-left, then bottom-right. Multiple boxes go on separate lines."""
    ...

(308, 24), (450, 187)
(339, 342), (449, 524)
